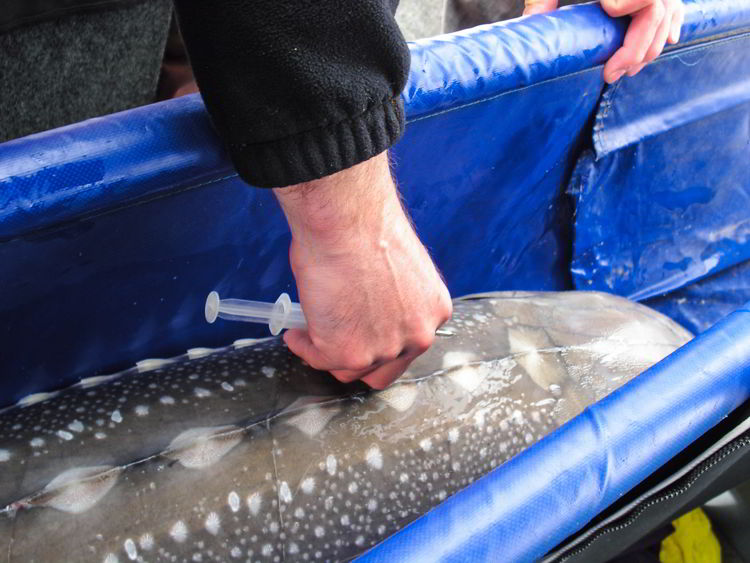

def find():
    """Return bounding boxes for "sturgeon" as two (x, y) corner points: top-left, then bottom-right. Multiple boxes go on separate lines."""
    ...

(0, 291), (692, 562)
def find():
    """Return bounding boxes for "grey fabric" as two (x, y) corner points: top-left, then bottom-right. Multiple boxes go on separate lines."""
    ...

(0, 0), (172, 143)
(443, 0), (526, 31)
(396, 0), (589, 40)
(396, 0), (446, 41)
(444, 0), (589, 33)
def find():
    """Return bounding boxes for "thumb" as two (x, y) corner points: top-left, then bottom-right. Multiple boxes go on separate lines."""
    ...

(523, 0), (559, 15)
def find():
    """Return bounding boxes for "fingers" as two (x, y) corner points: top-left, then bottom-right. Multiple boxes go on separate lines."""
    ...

(602, 0), (663, 82)
(284, 328), (422, 385)
(645, 0), (673, 61)
(361, 356), (416, 390)
(284, 323), (438, 388)
(523, 0), (559, 16)
(668, 1), (685, 44)
(600, 0), (653, 18)
(601, 0), (684, 83)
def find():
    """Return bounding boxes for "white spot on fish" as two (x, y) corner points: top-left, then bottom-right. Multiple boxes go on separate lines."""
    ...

(549, 383), (562, 397)
(261, 366), (276, 378)
(442, 351), (478, 370)
(187, 347), (216, 359)
(300, 477), (315, 494)
(17, 392), (58, 407)
(448, 428), (460, 443)
(36, 466), (119, 513)
(348, 482), (359, 493)
(367, 499), (378, 511)
(56, 430), (73, 441)
(279, 481), (293, 503)
(228, 491), (240, 512)
(294, 507), (305, 518)
(474, 410), (486, 429)
(284, 404), (340, 437)
(326, 454), (337, 476)
(314, 526), (325, 538)
(447, 364), (487, 392)
(124, 538), (137, 560)
(399, 473), (409, 483)
(139, 533), (154, 550)
(136, 359), (172, 372)
(95, 432), (106, 440)
(288, 543), (299, 555)
(111, 410), (123, 423)
(221, 382), (234, 392)
(230, 546), (242, 558)
(355, 535), (365, 547)
(0, 449), (10, 461)
(165, 426), (242, 469)
(78, 375), (117, 389)
(30, 438), (45, 448)
(247, 492), (261, 515)
(376, 384), (417, 412)
(205, 512), (220, 534)
(134, 405), (149, 416)
(340, 515), (350, 526)
(194, 387), (211, 398)
(103, 553), (119, 563)
(170, 520), (188, 543)
(366, 445), (383, 470)
(160, 396), (175, 405)
(68, 420), (84, 433)
(534, 398), (556, 407)
(261, 544), (272, 556)
(419, 438), (432, 452)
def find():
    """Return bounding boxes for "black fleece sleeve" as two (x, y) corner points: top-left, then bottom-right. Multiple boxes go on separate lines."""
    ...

(172, 0), (409, 188)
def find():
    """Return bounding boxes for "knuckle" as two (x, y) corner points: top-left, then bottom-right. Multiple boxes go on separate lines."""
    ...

(441, 301), (454, 323)
(411, 329), (435, 353)
(331, 370), (361, 384)
(602, 0), (627, 17)
(340, 353), (373, 372)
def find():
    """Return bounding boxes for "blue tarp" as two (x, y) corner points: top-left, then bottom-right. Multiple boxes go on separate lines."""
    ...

(569, 7), (750, 333)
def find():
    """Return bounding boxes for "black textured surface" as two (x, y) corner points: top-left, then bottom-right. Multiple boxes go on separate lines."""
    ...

(173, 0), (409, 188)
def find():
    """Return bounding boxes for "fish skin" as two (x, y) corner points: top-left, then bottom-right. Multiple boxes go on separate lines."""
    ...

(0, 291), (692, 562)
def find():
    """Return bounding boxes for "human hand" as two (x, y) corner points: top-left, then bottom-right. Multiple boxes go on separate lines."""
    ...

(273, 152), (452, 389)
(523, 0), (685, 83)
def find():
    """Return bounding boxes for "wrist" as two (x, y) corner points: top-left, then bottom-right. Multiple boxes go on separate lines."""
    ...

(273, 152), (403, 251)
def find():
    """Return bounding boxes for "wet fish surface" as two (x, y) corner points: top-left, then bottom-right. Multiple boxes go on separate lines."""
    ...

(0, 291), (692, 562)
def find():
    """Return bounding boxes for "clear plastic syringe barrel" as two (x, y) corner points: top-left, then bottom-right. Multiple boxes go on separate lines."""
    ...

(205, 291), (307, 336)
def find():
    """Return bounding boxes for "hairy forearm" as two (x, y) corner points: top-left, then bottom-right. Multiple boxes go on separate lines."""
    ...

(273, 152), (402, 250)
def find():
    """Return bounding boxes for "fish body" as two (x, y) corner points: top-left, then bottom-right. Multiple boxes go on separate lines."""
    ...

(0, 292), (692, 562)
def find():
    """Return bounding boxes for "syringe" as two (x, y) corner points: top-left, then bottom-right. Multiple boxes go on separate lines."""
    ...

(205, 291), (307, 336)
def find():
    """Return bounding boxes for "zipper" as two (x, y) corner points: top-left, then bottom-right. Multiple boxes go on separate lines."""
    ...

(552, 433), (750, 562)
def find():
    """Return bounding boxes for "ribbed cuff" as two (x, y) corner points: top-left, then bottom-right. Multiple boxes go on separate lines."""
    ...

(228, 96), (406, 188)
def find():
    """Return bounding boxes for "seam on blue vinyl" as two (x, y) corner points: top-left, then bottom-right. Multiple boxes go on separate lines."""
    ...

(591, 30), (750, 158)
(406, 65), (606, 126)
(1, 172), (240, 243)
(406, 29), (750, 127)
